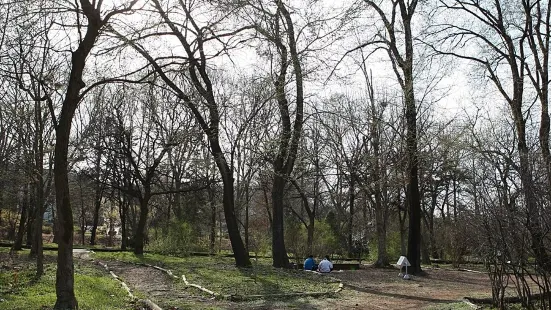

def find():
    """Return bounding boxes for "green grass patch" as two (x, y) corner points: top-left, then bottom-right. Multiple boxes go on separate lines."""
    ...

(0, 253), (132, 310)
(425, 302), (475, 310)
(92, 251), (340, 297)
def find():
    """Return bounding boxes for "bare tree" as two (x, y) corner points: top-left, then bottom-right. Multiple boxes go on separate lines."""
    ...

(3, 1), (139, 307)
(354, 0), (423, 273)
(110, 0), (253, 267)
(432, 0), (551, 272)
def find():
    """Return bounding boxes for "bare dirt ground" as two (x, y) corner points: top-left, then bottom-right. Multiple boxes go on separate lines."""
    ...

(100, 259), (226, 309)
(97, 260), (493, 310)
(319, 265), (492, 310)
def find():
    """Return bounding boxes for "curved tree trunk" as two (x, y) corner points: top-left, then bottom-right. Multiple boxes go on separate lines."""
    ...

(53, 2), (103, 307)
(270, 0), (304, 268)
(214, 149), (251, 267)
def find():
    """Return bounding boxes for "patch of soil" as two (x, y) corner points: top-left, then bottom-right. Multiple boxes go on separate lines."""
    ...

(101, 260), (239, 309)
(320, 265), (493, 309)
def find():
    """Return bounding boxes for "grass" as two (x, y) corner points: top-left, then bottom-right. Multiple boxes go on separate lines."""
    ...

(0, 249), (133, 310)
(91, 251), (341, 297)
(425, 302), (475, 310)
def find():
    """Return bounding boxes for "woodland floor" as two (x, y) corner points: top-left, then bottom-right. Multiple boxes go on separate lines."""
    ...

(92, 257), (494, 310)
(0, 247), (496, 310)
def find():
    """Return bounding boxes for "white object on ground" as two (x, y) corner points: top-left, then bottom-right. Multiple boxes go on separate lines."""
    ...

(396, 256), (412, 280)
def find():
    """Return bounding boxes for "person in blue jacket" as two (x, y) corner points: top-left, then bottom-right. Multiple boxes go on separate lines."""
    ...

(304, 255), (316, 271)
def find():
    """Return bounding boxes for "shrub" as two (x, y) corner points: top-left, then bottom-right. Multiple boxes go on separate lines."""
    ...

(42, 225), (52, 235)
(147, 220), (202, 255)
(285, 220), (340, 262)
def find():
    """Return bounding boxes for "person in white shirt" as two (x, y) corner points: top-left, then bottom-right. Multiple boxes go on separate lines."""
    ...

(317, 255), (333, 273)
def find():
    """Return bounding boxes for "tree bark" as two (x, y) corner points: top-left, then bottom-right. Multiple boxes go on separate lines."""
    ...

(272, 174), (289, 267)
(90, 146), (103, 246)
(402, 7), (422, 276)
(270, 1), (304, 268)
(215, 150), (251, 267)
(13, 185), (28, 251)
(54, 116), (78, 309)
(53, 2), (102, 307)
(134, 193), (149, 255)
(119, 192), (128, 251)
(347, 178), (355, 257)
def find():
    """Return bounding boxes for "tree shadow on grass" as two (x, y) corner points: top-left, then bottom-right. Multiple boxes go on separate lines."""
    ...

(232, 266), (339, 309)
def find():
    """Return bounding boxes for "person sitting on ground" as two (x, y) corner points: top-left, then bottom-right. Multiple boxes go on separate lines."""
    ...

(303, 254), (316, 271)
(317, 255), (333, 273)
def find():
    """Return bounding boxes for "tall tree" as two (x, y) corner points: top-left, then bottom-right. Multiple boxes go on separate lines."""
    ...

(111, 0), (253, 267)
(248, 0), (305, 268)
(359, 0), (423, 274)
(29, 1), (138, 307)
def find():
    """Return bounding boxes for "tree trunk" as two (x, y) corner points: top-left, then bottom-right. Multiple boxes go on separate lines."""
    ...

(403, 11), (422, 275)
(32, 105), (46, 276)
(90, 147), (102, 246)
(54, 120), (78, 309)
(54, 4), (101, 307)
(33, 179), (45, 276)
(375, 205), (388, 266)
(119, 192), (127, 251)
(307, 216), (314, 255)
(244, 183), (250, 253)
(372, 103), (388, 266)
(269, 1), (303, 269)
(347, 178), (355, 257)
(26, 188), (35, 248)
(216, 153), (251, 267)
(272, 174), (289, 268)
(13, 185), (28, 251)
(89, 197), (100, 246)
(134, 193), (150, 255)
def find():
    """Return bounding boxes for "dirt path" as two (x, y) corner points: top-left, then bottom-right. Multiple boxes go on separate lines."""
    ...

(100, 260), (241, 309)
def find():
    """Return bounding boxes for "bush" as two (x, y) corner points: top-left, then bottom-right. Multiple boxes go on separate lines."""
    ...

(42, 225), (52, 234)
(285, 220), (340, 262)
(368, 230), (403, 263)
(147, 220), (202, 255)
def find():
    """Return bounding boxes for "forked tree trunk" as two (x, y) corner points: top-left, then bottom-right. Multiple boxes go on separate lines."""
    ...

(270, 1), (304, 268)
